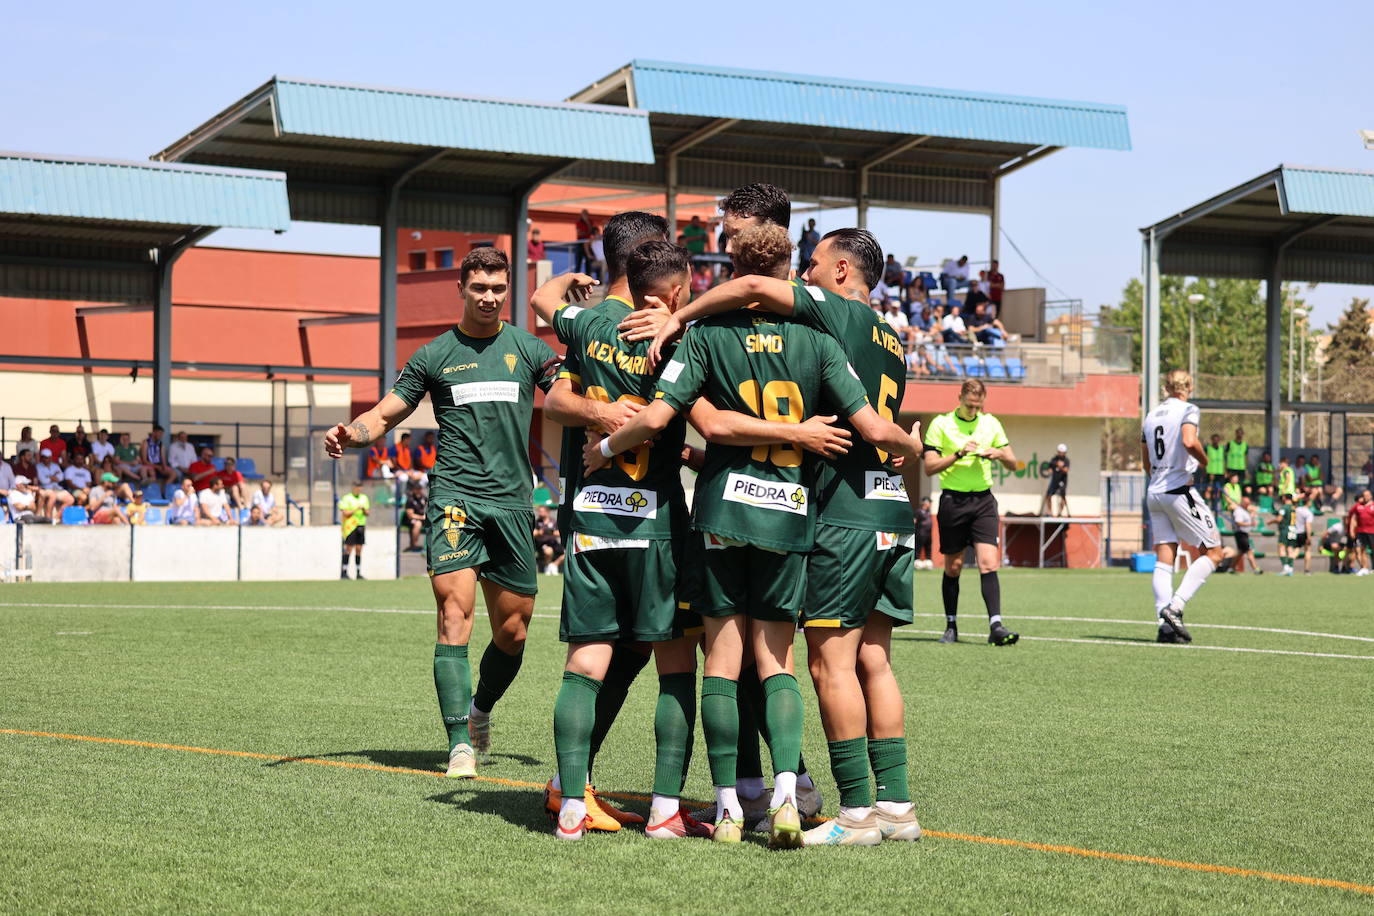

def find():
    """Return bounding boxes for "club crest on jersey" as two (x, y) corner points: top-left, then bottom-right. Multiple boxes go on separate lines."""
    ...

(575, 485), (658, 518)
(504, 353), (518, 373)
(722, 473), (808, 515)
(442, 505), (466, 548)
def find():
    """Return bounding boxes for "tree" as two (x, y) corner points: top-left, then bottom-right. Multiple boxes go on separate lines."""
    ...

(1320, 298), (1374, 406)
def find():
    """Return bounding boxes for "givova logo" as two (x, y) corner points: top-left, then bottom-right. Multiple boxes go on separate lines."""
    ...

(575, 486), (658, 518)
(722, 473), (808, 515)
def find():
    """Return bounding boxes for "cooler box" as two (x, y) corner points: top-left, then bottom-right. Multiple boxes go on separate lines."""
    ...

(1131, 552), (1157, 573)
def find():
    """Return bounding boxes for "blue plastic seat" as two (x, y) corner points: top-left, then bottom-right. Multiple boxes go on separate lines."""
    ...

(963, 355), (983, 377)
(239, 507), (251, 524)
(143, 506), (165, 525)
(237, 457), (261, 479)
(211, 457), (226, 471)
(61, 506), (89, 525)
(144, 482), (163, 501)
(1004, 357), (1026, 379)
(986, 359), (1008, 379)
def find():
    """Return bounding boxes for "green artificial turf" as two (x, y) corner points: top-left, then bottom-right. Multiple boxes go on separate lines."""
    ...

(2, 570), (1373, 914)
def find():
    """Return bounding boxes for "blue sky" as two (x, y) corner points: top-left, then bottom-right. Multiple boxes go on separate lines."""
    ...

(5, 0), (1371, 328)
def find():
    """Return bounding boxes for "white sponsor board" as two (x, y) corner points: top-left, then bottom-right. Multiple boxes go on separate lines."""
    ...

(574, 485), (658, 518)
(722, 473), (808, 515)
(450, 381), (519, 406)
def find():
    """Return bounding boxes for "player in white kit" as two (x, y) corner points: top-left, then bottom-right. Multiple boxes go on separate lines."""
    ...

(1141, 369), (1223, 643)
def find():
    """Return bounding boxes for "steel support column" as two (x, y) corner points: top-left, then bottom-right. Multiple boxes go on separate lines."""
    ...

(1142, 228), (1163, 417)
(988, 174), (1002, 264)
(1264, 248), (1284, 455)
(665, 153), (678, 239)
(512, 190), (532, 330)
(152, 227), (213, 431)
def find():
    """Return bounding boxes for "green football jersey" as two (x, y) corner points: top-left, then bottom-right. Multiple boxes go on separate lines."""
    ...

(555, 295), (628, 535)
(1277, 504), (1297, 538)
(552, 298), (687, 539)
(791, 283), (913, 533)
(924, 410), (1010, 493)
(655, 312), (869, 552)
(390, 322), (557, 508)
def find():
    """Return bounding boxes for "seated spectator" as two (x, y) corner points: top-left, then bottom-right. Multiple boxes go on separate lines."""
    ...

(903, 346), (928, 378)
(941, 304), (970, 344)
(35, 449), (75, 520)
(0, 456), (14, 495)
(967, 302), (1007, 348)
(882, 300), (914, 348)
(219, 457), (248, 507)
(125, 490), (149, 525)
(534, 505), (564, 574)
(251, 480), (283, 526)
(197, 477), (236, 525)
(188, 447), (219, 491)
(390, 432), (424, 484)
(247, 505), (267, 526)
(90, 428), (116, 464)
(691, 263), (713, 295)
(68, 425), (92, 460)
(7, 476), (39, 523)
(15, 426), (38, 460)
(404, 484), (428, 552)
(141, 425), (178, 484)
(85, 480), (128, 525)
(871, 253), (904, 303)
(904, 276), (927, 314)
(168, 479), (198, 525)
(938, 255), (970, 304)
(40, 425), (67, 463)
(366, 441), (393, 479)
(964, 279), (989, 314)
(62, 455), (94, 505)
(168, 431), (197, 477)
(415, 432), (437, 476)
(13, 448), (38, 484)
(911, 304), (934, 333)
(100, 470), (134, 503)
(113, 433), (145, 484)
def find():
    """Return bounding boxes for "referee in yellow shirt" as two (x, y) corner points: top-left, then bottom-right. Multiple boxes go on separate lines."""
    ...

(922, 379), (1020, 645)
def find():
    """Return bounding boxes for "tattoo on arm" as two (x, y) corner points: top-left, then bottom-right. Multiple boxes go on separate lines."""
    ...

(349, 421), (371, 447)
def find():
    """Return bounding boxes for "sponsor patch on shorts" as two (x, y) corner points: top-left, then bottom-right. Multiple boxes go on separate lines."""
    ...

(864, 470), (908, 502)
(660, 359), (685, 384)
(572, 534), (650, 554)
(875, 532), (917, 551)
(721, 473), (808, 515)
(574, 485), (657, 518)
(450, 381), (519, 406)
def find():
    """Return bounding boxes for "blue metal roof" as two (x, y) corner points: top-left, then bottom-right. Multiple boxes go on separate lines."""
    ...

(273, 79), (655, 163)
(1278, 165), (1374, 218)
(0, 153), (290, 230)
(625, 60), (1131, 151)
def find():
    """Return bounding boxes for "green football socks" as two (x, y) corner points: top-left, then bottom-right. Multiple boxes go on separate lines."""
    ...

(869, 737), (911, 803)
(701, 676), (739, 788)
(553, 671), (602, 796)
(761, 673), (803, 776)
(652, 672), (696, 796)
(827, 736), (872, 808)
(433, 643), (471, 751)
(472, 642), (524, 715)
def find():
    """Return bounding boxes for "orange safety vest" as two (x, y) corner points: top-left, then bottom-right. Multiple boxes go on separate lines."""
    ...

(366, 444), (388, 477)
(393, 444), (413, 471)
(417, 444), (437, 470)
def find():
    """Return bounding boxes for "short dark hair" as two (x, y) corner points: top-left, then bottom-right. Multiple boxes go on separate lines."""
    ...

(604, 211), (669, 282)
(152, 424), (164, 432)
(459, 246), (510, 285)
(720, 183), (790, 227)
(821, 228), (883, 289)
(626, 241), (691, 299)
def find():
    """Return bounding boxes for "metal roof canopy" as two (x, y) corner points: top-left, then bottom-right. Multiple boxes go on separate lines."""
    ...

(0, 151), (291, 428)
(152, 76), (655, 402)
(1140, 165), (1374, 454)
(565, 59), (1131, 254)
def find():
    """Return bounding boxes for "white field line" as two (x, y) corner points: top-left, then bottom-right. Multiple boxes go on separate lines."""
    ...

(909, 612), (1374, 644)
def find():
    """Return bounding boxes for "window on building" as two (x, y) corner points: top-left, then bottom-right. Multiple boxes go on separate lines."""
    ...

(408, 251), (427, 271)
(434, 248), (454, 269)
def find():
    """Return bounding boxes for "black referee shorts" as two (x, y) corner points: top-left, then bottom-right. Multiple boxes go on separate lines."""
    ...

(1235, 530), (1251, 554)
(937, 489), (1000, 554)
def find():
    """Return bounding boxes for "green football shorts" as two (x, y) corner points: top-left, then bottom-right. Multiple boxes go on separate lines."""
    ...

(559, 534), (700, 643)
(681, 531), (807, 622)
(426, 494), (537, 595)
(804, 523), (915, 629)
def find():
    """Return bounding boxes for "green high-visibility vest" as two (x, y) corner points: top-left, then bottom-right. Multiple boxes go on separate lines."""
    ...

(1255, 462), (1274, 486)
(1223, 482), (1242, 506)
(1205, 444), (1225, 475)
(1307, 466), (1324, 486)
(1224, 440), (1248, 472)
(1278, 465), (1296, 496)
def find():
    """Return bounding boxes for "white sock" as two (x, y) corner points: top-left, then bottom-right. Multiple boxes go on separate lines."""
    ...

(876, 800), (913, 816)
(989, 613), (1003, 626)
(1170, 556), (1216, 610)
(796, 772), (814, 791)
(716, 786), (742, 822)
(560, 796), (586, 823)
(839, 804), (873, 821)
(738, 776), (766, 799)
(469, 701), (489, 719)
(1151, 564), (1173, 610)
(771, 771), (797, 809)
(650, 794), (679, 822)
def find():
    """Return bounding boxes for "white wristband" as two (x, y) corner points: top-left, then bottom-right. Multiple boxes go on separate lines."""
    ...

(599, 438), (615, 458)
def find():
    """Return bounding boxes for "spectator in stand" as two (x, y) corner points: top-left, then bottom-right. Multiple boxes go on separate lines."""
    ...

(188, 446), (219, 491)
(1294, 494), (1315, 575)
(168, 431), (197, 478)
(86, 477), (128, 525)
(251, 480), (283, 526)
(415, 432), (437, 478)
(904, 275), (927, 317)
(938, 255), (970, 305)
(680, 214), (709, 254)
(61, 455), (94, 506)
(35, 449), (74, 520)
(365, 440), (393, 479)
(141, 425), (176, 484)
(15, 426), (38, 460)
(574, 209), (594, 274)
(247, 505), (266, 526)
(964, 278), (989, 313)
(1306, 454), (1338, 510)
(40, 425), (67, 463)
(13, 449), (37, 485)
(966, 302), (1007, 348)
(587, 226), (607, 283)
(1231, 496), (1261, 574)
(168, 479), (197, 525)
(219, 457), (248, 508)
(1204, 434), (1226, 512)
(881, 253), (905, 299)
(1224, 428), (1249, 496)
(1321, 522), (1352, 574)
(90, 428), (115, 464)
(0, 454), (13, 496)
(7, 476), (38, 523)
(197, 476), (236, 526)
(389, 432), (424, 485)
(526, 227), (546, 265)
(941, 303), (970, 344)
(533, 504), (564, 574)
(1348, 489), (1374, 576)
(125, 489), (149, 525)
(114, 432), (144, 483)
(690, 262), (713, 295)
(797, 218), (820, 270)
(69, 425), (91, 460)
(1294, 454), (1309, 489)
(1254, 450), (1275, 496)
(986, 259), (1005, 316)
(914, 496), (933, 569)
(883, 300), (913, 348)
(923, 305), (957, 375)
(404, 484), (427, 552)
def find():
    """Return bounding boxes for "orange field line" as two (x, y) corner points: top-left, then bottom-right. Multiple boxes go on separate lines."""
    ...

(4, 728), (1371, 897)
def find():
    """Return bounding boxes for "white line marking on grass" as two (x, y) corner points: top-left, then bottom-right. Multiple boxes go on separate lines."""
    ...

(911, 612), (1374, 644)
(897, 629), (1374, 662)
(54, 631), (92, 636)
